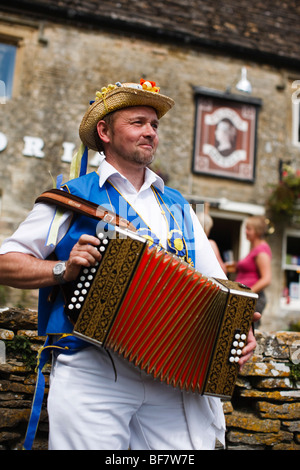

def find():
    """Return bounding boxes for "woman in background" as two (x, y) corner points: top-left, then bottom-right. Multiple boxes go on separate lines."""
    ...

(235, 216), (272, 319)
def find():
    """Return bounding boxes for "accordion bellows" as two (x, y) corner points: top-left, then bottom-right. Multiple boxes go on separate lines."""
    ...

(65, 228), (257, 398)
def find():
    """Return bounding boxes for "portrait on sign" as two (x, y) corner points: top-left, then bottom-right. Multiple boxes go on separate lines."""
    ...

(192, 91), (260, 182)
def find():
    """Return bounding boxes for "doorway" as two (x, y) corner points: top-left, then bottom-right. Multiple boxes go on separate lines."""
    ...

(209, 215), (242, 268)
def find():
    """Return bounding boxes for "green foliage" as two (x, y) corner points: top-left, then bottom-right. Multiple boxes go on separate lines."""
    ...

(5, 335), (37, 370)
(267, 164), (300, 223)
(289, 362), (300, 385)
(289, 321), (300, 332)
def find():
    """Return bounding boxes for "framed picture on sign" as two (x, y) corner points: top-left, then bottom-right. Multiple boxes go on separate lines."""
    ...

(192, 88), (262, 182)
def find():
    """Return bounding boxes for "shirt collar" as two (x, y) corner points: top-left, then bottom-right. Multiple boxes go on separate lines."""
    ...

(96, 157), (165, 193)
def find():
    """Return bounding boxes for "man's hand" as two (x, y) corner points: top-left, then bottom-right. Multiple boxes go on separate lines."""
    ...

(239, 311), (261, 369)
(64, 234), (101, 282)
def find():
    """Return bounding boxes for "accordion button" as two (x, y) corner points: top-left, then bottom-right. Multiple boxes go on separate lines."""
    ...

(100, 246), (105, 252)
(68, 304), (74, 310)
(233, 341), (238, 347)
(229, 357), (235, 363)
(235, 333), (240, 339)
(82, 289), (87, 295)
(88, 275), (93, 280)
(83, 269), (88, 274)
(71, 297), (77, 303)
(235, 357), (239, 362)
(91, 268), (96, 273)
(75, 303), (81, 309)
(85, 282), (90, 287)
(79, 296), (84, 302)
(239, 342), (245, 348)
(98, 232), (104, 239)
(80, 276), (85, 281)
(231, 349), (236, 355)
(237, 349), (242, 355)
(241, 334), (246, 340)
(77, 283), (83, 288)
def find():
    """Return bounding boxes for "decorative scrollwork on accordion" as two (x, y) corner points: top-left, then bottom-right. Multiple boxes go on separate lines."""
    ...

(64, 228), (257, 398)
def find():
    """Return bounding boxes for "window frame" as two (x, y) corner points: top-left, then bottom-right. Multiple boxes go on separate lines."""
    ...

(0, 41), (17, 101)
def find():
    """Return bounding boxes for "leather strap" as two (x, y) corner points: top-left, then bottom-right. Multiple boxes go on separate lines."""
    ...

(35, 188), (137, 232)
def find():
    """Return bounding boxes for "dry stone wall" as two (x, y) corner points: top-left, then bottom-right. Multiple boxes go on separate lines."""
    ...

(0, 308), (299, 450)
(224, 330), (300, 450)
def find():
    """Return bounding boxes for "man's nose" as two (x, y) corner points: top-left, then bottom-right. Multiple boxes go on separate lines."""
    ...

(144, 123), (157, 136)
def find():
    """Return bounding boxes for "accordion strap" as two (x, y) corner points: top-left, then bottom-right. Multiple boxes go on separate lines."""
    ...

(35, 188), (137, 232)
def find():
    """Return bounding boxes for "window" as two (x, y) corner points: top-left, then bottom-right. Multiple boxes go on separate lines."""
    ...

(292, 80), (300, 147)
(0, 42), (16, 102)
(292, 102), (300, 147)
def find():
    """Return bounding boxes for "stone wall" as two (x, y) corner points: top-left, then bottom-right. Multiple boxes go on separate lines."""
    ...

(224, 330), (300, 450)
(0, 308), (299, 450)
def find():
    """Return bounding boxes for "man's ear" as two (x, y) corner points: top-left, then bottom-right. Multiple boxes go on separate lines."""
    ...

(97, 120), (110, 144)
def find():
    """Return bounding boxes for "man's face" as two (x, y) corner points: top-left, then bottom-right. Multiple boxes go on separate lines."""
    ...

(99, 106), (159, 167)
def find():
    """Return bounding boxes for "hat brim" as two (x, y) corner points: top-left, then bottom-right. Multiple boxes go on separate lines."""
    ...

(79, 86), (175, 151)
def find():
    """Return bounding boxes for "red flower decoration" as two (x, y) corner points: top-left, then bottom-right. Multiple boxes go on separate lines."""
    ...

(140, 79), (160, 93)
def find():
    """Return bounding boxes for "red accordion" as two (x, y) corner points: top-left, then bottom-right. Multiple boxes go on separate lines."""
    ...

(65, 227), (257, 398)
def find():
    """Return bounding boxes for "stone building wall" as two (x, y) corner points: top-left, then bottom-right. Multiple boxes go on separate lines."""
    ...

(1, 17), (295, 230)
(0, 307), (299, 450)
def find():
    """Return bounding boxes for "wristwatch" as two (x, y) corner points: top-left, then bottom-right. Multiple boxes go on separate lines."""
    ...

(53, 261), (67, 284)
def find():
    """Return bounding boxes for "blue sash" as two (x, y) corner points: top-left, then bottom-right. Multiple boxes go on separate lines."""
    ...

(104, 181), (195, 266)
(23, 335), (88, 450)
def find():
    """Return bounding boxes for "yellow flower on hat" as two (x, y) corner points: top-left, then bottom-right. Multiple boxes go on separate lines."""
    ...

(95, 84), (118, 101)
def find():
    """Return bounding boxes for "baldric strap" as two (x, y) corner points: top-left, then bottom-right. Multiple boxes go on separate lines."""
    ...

(35, 188), (137, 232)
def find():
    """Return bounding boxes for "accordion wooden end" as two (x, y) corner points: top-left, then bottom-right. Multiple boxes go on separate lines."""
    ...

(64, 228), (257, 399)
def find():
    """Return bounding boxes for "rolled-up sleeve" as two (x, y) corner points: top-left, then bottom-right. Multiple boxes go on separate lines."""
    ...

(0, 203), (72, 259)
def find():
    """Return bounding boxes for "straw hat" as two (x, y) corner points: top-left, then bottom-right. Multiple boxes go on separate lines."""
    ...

(79, 79), (175, 151)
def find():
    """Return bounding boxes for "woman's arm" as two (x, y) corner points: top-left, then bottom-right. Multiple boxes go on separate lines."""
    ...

(251, 251), (272, 293)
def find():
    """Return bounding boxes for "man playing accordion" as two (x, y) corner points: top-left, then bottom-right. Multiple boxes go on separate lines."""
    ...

(0, 79), (259, 450)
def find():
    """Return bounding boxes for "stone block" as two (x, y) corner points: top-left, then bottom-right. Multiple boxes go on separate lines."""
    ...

(222, 400), (233, 414)
(0, 408), (30, 428)
(225, 411), (280, 432)
(240, 389), (300, 401)
(226, 430), (293, 446)
(239, 361), (290, 378)
(0, 329), (14, 340)
(256, 377), (298, 389)
(282, 421), (300, 432)
(257, 401), (300, 420)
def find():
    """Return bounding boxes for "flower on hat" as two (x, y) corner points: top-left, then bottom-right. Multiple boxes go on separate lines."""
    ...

(95, 83), (117, 101)
(93, 80), (160, 104)
(140, 79), (160, 93)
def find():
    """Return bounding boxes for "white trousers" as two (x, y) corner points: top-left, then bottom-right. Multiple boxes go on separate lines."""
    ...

(48, 347), (225, 450)
(48, 346), (198, 450)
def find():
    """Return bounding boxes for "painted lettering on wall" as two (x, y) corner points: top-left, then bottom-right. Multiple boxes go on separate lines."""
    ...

(0, 132), (101, 167)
